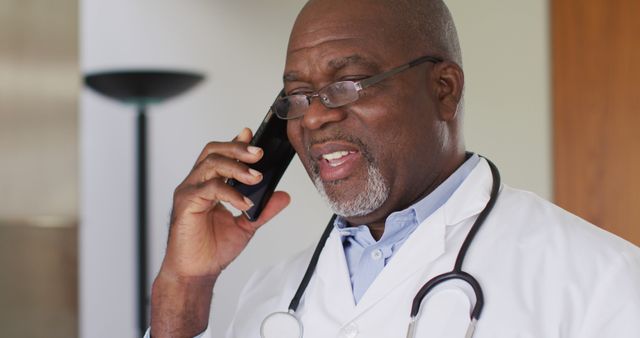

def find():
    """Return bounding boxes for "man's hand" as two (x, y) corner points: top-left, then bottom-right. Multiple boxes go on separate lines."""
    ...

(162, 127), (290, 279)
(150, 128), (290, 338)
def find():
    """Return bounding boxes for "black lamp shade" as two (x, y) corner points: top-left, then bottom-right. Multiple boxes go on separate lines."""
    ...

(84, 70), (204, 105)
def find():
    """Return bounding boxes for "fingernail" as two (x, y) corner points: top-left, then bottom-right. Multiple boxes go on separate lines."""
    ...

(244, 197), (254, 208)
(248, 168), (262, 177)
(247, 146), (262, 155)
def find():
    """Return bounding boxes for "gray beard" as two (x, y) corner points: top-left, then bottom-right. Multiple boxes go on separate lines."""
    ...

(313, 163), (390, 218)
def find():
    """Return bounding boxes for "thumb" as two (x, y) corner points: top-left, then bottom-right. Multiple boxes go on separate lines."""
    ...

(234, 127), (253, 143)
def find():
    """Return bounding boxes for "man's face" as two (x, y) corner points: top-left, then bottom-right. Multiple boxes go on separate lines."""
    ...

(284, 1), (447, 224)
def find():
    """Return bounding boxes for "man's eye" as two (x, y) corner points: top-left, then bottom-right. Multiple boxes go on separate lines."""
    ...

(287, 89), (312, 96)
(339, 75), (369, 82)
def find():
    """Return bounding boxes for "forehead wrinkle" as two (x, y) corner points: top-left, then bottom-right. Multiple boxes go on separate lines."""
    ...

(288, 34), (358, 55)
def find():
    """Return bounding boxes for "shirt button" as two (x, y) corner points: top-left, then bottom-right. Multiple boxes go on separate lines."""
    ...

(341, 323), (359, 338)
(370, 249), (383, 260)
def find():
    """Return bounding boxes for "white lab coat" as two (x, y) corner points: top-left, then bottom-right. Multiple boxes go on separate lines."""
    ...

(225, 159), (640, 338)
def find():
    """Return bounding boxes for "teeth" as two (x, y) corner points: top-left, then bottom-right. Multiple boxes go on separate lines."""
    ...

(322, 151), (350, 161)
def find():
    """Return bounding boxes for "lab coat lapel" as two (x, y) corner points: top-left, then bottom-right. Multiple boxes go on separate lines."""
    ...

(312, 229), (357, 314)
(442, 158), (494, 226)
(301, 159), (494, 327)
(353, 159), (495, 315)
(354, 208), (448, 311)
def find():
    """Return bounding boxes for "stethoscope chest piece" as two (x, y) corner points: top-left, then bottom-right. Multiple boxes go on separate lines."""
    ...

(261, 311), (303, 338)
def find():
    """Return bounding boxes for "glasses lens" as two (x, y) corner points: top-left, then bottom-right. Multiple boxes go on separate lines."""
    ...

(272, 97), (291, 119)
(273, 95), (309, 119)
(319, 81), (359, 108)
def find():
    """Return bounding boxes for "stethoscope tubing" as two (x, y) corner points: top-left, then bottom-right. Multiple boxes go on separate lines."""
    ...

(288, 214), (336, 312)
(410, 158), (501, 320)
(267, 157), (501, 338)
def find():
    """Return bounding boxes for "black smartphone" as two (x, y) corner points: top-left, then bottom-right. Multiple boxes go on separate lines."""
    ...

(227, 89), (295, 221)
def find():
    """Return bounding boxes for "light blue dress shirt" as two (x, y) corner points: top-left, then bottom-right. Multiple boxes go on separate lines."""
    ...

(334, 153), (480, 303)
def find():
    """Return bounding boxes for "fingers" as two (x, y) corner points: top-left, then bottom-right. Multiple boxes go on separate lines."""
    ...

(186, 153), (263, 186)
(183, 127), (263, 187)
(194, 141), (263, 170)
(194, 128), (260, 168)
(176, 127), (267, 216)
(176, 178), (254, 215)
(234, 127), (253, 143)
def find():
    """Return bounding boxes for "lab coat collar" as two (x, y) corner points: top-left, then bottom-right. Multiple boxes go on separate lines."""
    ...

(442, 158), (493, 226)
(312, 158), (494, 321)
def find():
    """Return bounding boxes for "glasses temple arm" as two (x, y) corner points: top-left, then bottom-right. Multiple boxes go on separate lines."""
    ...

(358, 55), (443, 89)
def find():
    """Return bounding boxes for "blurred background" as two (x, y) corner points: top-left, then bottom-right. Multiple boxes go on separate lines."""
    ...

(0, 0), (637, 337)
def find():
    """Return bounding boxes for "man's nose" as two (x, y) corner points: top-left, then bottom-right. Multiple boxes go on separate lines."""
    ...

(300, 99), (348, 130)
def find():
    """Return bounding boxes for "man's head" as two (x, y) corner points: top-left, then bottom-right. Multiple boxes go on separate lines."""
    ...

(284, 0), (466, 227)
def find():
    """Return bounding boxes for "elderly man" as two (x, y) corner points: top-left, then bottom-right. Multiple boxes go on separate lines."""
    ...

(148, 0), (640, 337)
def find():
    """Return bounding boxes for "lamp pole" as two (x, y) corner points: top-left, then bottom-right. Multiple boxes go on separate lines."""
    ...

(136, 103), (149, 333)
(84, 70), (204, 336)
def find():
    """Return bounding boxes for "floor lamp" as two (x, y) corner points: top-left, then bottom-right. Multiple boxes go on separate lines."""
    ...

(85, 70), (204, 336)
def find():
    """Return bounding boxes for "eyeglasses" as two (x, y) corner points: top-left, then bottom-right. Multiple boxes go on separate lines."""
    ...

(273, 55), (443, 120)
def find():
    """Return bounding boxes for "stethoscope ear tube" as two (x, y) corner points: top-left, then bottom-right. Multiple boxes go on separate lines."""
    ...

(406, 317), (477, 338)
(409, 270), (485, 319)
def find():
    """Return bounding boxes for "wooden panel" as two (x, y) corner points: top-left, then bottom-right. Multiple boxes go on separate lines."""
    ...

(0, 221), (77, 338)
(553, 0), (640, 246)
(0, 0), (79, 218)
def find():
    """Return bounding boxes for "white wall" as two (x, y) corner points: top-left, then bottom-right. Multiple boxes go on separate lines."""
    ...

(449, 0), (551, 199)
(80, 1), (550, 337)
(80, 1), (316, 337)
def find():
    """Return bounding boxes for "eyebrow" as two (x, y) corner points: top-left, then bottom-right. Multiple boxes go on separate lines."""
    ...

(329, 54), (377, 70)
(283, 54), (378, 82)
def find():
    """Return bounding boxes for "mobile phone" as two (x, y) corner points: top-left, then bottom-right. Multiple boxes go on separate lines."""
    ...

(227, 89), (295, 221)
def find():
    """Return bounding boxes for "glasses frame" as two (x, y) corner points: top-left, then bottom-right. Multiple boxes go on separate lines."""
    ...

(275, 55), (444, 120)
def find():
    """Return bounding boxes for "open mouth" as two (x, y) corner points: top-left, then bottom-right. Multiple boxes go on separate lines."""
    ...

(321, 150), (358, 167)
(311, 142), (363, 182)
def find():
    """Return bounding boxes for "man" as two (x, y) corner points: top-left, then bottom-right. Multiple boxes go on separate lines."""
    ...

(148, 0), (640, 337)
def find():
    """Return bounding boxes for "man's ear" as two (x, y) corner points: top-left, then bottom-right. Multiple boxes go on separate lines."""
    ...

(432, 61), (464, 121)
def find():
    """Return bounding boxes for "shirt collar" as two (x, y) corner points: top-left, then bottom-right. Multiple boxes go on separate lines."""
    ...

(412, 153), (480, 224)
(334, 153), (481, 238)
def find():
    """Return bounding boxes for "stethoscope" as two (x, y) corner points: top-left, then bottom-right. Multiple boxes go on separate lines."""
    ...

(261, 159), (501, 338)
